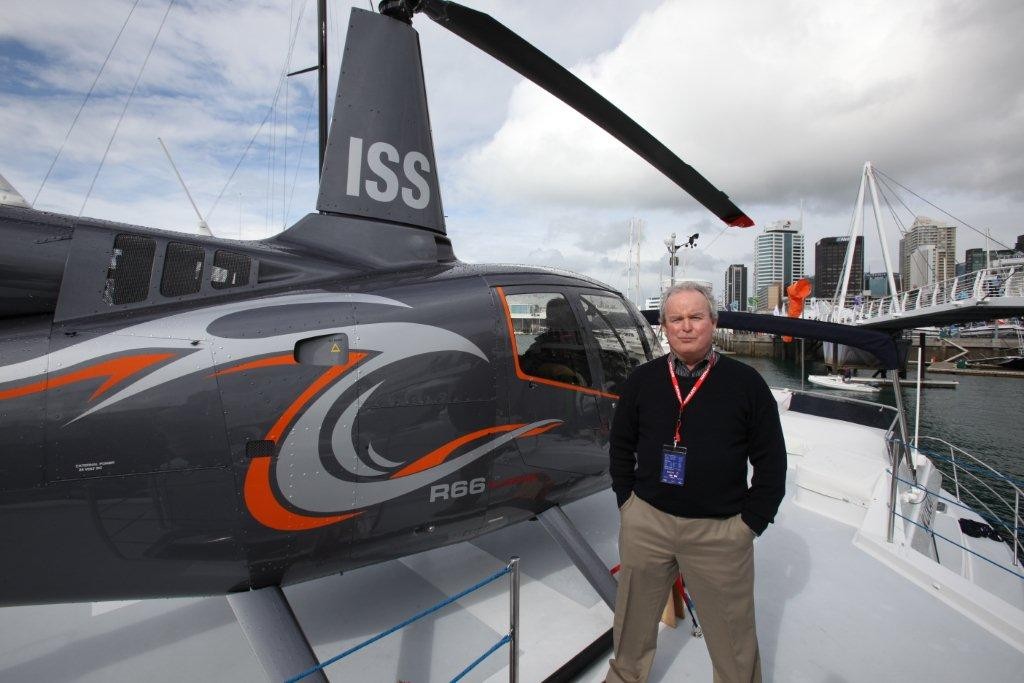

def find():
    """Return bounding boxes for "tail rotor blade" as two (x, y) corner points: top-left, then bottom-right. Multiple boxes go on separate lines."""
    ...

(414, 0), (754, 227)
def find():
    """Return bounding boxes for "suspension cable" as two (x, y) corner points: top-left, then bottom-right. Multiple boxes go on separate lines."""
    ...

(207, 0), (311, 224)
(873, 175), (923, 278)
(33, 0), (143, 208)
(874, 167), (1014, 250)
(79, 0), (176, 217)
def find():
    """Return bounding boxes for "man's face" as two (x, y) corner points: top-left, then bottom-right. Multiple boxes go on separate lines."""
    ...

(663, 290), (716, 363)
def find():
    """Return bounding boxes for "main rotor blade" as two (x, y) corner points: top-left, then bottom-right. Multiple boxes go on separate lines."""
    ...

(417, 0), (754, 227)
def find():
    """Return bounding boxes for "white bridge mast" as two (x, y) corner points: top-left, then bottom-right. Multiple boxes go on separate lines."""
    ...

(835, 162), (902, 320)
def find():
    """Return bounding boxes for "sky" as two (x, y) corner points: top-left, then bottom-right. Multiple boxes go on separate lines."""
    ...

(2, 0), (1022, 305)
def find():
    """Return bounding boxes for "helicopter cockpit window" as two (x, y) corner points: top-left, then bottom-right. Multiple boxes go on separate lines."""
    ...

(160, 242), (205, 297)
(642, 317), (663, 357)
(505, 292), (592, 388)
(211, 250), (251, 289)
(580, 294), (649, 394)
(103, 234), (155, 306)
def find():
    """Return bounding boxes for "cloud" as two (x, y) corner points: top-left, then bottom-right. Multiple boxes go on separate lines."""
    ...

(455, 0), (1024, 215)
(2, 0), (1021, 305)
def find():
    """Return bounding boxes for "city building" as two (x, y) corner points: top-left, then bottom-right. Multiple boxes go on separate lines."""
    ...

(965, 247), (1017, 273)
(898, 217), (956, 290)
(766, 283), (784, 312)
(753, 219), (804, 310)
(814, 236), (863, 304)
(723, 264), (748, 311)
(864, 272), (897, 298)
(1016, 234), (1024, 253)
(908, 244), (937, 290)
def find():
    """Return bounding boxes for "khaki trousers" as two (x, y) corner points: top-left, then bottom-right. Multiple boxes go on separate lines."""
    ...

(606, 494), (761, 683)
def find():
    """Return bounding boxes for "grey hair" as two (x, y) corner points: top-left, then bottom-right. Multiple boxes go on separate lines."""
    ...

(659, 282), (719, 324)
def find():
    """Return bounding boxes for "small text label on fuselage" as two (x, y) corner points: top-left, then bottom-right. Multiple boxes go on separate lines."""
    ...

(346, 137), (431, 210)
(429, 477), (486, 503)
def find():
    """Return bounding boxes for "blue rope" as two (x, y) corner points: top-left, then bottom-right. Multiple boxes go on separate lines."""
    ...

(888, 471), (1023, 538)
(449, 633), (512, 683)
(285, 565), (512, 682)
(892, 511), (1024, 582)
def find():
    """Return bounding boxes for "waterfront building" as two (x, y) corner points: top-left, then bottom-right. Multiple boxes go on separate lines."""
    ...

(766, 282), (784, 312)
(898, 217), (956, 290)
(723, 264), (748, 311)
(864, 272), (895, 298)
(965, 247), (1016, 273)
(814, 236), (863, 304)
(907, 244), (937, 290)
(753, 219), (804, 310)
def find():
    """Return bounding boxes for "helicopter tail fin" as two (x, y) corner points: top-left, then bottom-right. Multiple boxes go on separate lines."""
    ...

(315, 9), (446, 235)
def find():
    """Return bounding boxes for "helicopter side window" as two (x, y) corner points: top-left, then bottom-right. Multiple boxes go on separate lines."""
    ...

(580, 294), (649, 394)
(504, 292), (592, 388)
(211, 250), (251, 289)
(103, 234), (155, 306)
(160, 242), (205, 297)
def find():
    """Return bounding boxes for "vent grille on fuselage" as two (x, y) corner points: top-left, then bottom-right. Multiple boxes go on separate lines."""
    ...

(103, 234), (155, 305)
(211, 250), (251, 289)
(160, 242), (205, 297)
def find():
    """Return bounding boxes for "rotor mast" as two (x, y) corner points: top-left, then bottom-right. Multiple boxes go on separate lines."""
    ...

(317, 0), (328, 177)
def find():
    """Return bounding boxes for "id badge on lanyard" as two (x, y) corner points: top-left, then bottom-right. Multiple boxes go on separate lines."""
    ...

(662, 354), (714, 486)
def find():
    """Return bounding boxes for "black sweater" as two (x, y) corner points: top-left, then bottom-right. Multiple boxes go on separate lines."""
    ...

(609, 354), (787, 535)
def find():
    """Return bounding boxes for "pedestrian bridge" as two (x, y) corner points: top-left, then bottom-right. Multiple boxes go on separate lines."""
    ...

(814, 265), (1024, 331)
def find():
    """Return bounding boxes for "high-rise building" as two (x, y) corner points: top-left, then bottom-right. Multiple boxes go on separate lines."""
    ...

(898, 217), (955, 290)
(965, 247), (1016, 272)
(1016, 234), (1024, 253)
(865, 272), (894, 298)
(766, 283), (784, 312)
(723, 264), (748, 311)
(814, 236), (863, 304)
(753, 219), (804, 310)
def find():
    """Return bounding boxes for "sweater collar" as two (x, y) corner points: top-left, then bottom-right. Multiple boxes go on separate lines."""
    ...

(672, 347), (718, 378)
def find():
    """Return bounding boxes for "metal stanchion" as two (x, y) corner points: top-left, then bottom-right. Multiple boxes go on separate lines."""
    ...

(509, 556), (520, 683)
(800, 338), (805, 391)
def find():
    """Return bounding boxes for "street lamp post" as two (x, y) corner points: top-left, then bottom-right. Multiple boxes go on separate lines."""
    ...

(665, 233), (681, 286)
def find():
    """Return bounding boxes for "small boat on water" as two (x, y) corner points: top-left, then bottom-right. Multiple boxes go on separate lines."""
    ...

(808, 373), (881, 393)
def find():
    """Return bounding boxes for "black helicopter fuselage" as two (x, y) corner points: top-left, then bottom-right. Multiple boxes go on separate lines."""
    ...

(0, 204), (658, 606)
(0, 0), (753, 612)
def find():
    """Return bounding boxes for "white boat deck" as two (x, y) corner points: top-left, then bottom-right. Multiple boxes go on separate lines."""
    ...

(1, 396), (1023, 681)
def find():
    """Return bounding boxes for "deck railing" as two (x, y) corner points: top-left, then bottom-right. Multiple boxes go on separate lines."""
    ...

(914, 436), (1023, 567)
(822, 265), (1024, 325)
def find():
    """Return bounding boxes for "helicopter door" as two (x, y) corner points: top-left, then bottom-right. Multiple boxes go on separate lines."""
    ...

(0, 319), (50, 491)
(576, 292), (652, 432)
(497, 288), (607, 475)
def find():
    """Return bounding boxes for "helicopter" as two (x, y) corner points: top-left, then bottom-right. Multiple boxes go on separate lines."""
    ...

(0, 0), (769, 677)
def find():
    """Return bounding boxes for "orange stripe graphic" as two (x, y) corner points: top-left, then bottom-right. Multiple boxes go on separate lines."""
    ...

(0, 353), (176, 402)
(390, 424), (525, 479)
(495, 286), (618, 400)
(521, 422), (561, 438)
(243, 351), (368, 531)
(211, 354), (296, 378)
(244, 457), (362, 531)
(264, 352), (367, 443)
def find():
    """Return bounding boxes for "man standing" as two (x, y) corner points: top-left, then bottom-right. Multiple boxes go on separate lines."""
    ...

(605, 282), (787, 683)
